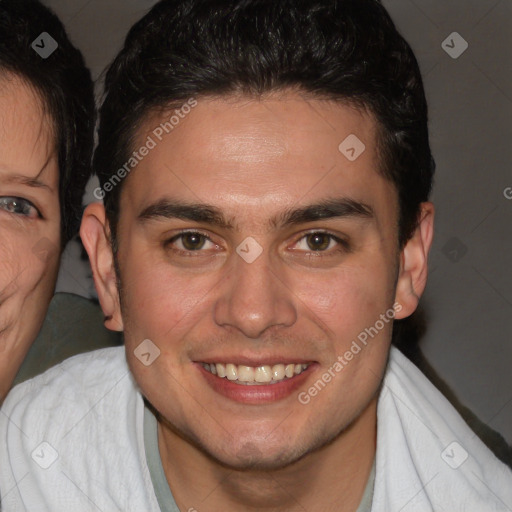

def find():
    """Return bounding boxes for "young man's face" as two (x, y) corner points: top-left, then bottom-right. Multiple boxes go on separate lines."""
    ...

(0, 75), (60, 400)
(83, 92), (432, 469)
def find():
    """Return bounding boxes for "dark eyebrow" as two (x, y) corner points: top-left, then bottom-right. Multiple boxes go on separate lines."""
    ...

(138, 197), (373, 230)
(138, 200), (234, 229)
(0, 153), (55, 193)
(277, 198), (374, 227)
(3, 174), (52, 191)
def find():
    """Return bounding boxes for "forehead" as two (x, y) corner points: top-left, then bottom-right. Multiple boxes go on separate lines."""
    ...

(0, 75), (57, 181)
(121, 92), (395, 224)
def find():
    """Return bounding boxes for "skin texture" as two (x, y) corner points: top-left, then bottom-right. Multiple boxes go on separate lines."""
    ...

(0, 75), (60, 401)
(82, 92), (434, 512)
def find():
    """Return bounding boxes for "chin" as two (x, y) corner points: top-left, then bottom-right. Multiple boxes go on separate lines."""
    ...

(199, 428), (334, 472)
(215, 444), (306, 472)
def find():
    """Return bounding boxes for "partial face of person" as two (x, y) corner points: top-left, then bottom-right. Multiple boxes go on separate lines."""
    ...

(0, 75), (60, 400)
(83, 91), (432, 470)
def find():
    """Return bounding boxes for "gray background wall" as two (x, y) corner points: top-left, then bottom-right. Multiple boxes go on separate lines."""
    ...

(45, 0), (512, 445)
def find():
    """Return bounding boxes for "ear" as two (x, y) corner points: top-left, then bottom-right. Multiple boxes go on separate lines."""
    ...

(394, 202), (435, 320)
(80, 203), (123, 332)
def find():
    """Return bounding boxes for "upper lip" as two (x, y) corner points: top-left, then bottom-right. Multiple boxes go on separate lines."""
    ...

(194, 355), (315, 366)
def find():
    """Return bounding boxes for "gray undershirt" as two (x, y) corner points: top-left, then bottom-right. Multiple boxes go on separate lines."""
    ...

(144, 405), (375, 512)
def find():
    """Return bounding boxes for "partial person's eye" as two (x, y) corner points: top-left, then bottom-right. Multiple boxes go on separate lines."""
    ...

(0, 196), (40, 219)
(165, 231), (218, 254)
(292, 231), (349, 255)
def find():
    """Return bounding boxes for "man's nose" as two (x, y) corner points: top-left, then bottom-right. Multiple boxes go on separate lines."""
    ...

(213, 248), (297, 339)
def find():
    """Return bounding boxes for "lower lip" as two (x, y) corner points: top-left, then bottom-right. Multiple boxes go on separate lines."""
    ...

(197, 364), (316, 404)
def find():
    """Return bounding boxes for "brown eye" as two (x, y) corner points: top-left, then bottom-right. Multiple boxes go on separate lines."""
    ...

(180, 232), (207, 250)
(305, 233), (332, 251)
(292, 231), (348, 255)
(164, 230), (221, 260)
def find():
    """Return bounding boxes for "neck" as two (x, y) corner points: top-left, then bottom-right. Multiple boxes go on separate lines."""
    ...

(158, 397), (377, 512)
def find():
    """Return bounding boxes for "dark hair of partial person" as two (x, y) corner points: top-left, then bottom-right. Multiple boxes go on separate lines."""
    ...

(96, 0), (435, 251)
(0, 0), (95, 247)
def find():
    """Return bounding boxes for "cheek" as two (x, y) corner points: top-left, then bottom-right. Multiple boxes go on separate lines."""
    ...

(0, 231), (45, 293)
(119, 249), (219, 347)
(293, 255), (396, 339)
(0, 230), (59, 330)
(0, 244), (25, 294)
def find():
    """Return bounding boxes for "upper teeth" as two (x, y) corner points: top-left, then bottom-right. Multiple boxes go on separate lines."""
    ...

(202, 362), (309, 384)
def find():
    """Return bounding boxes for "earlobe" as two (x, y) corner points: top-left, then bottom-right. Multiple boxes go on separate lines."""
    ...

(80, 203), (124, 332)
(394, 202), (434, 320)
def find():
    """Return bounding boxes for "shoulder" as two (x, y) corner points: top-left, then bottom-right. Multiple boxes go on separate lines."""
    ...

(1, 346), (137, 448)
(0, 347), (157, 511)
(374, 347), (512, 511)
(5, 346), (130, 416)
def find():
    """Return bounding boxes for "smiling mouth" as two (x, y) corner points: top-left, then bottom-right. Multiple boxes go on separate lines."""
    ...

(200, 362), (310, 385)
